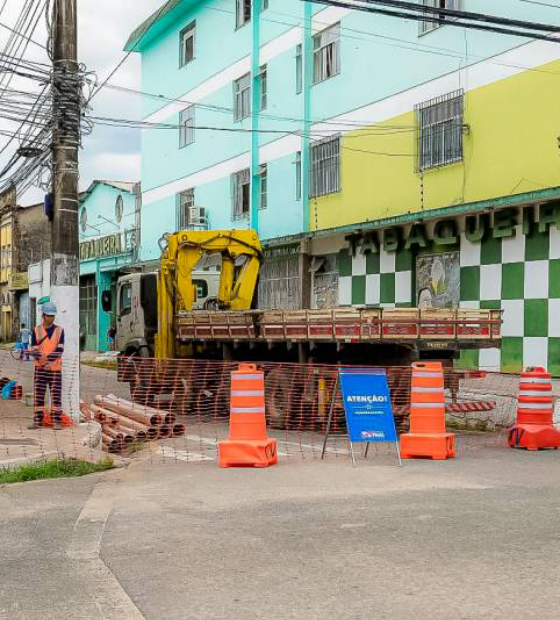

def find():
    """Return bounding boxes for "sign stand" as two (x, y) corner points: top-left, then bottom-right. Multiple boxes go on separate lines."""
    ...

(322, 370), (401, 467)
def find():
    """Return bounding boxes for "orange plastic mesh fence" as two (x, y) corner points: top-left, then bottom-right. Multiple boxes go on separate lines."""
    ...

(1, 348), (558, 466)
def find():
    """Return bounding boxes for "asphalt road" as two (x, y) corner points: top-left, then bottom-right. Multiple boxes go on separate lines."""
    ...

(1, 447), (560, 620)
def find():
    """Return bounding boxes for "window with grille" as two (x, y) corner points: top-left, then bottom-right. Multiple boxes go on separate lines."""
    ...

(295, 151), (302, 201)
(313, 23), (340, 84)
(234, 73), (251, 121)
(177, 188), (195, 230)
(295, 44), (302, 94)
(231, 168), (251, 219)
(260, 65), (267, 110)
(310, 136), (340, 198)
(180, 21), (195, 67)
(236, 0), (268, 29)
(416, 90), (464, 171)
(420, 0), (462, 35)
(259, 164), (267, 210)
(179, 105), (195, 147)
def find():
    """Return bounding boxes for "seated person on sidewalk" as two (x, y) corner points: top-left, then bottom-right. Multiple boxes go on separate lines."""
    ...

(29, 302), (65, 430)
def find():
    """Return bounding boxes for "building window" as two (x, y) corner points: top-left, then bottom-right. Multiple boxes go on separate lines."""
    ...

(310, 136), (340, 198)
(177, 188), (195, 230)
(231, 168), (251, 219)
(259, 164), (267, 210)
(234, 73), (251, 121)
(180, 21), (195, 66)
(416, 90), (464, 171)
(260, 65), (267, 111)
(115, 195), (123, 223)
(80, 207), (87, 232)
(313, 23), (340, 84)
(295, 151), (302, 201)
(420, 0), (461, 35)
(236, 0), (268, 28)
(179, 105), (195, 147)
(295, 44), (302, 94)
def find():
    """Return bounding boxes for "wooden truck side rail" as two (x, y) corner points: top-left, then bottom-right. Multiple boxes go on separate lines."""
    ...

(176, 308), (502, 347)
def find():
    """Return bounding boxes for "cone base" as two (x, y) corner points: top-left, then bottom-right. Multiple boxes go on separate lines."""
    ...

(508, 424), (560, 451)
(400, 432), (456, 460)
(218, 438), (278, 468)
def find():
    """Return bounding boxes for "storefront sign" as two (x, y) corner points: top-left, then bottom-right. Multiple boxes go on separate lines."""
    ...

(9, 272), (28, 291)
(345, 203), (560, 256)
(263, 243), (300, 260)
(80, 233), (123, 261)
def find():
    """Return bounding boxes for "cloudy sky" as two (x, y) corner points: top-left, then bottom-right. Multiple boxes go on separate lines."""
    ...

(0, 0), (164, 205)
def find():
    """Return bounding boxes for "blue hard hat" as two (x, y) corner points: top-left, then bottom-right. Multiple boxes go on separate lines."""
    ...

(42, 301), (57, 316)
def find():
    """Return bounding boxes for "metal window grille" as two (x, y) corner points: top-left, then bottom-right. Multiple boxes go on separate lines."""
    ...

(295, 151), (302, 201)
(79, 276), (97, 341)
(179, 105), (195, 147)
(176, 188), (195, 230)
(234, 73), (251, 121)
(313, 23), (340, 84)
(258, 256), (301, 310)
(310, 136), (340, 198)
(180, 21), (195, 66)
(236, 0), (252, 28)
(259, 164), (267, 210)
(260, 65), (267, 111)
(231, 169), (251, 220)
(416, 90), (464, 171)
(295, 44), (302, 94)
(420, 0), (462, 35)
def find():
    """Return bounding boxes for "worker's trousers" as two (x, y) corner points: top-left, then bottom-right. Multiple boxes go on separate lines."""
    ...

(34, 368), (62, 424)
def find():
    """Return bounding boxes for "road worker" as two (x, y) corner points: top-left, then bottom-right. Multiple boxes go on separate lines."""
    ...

(29, 302), (65, 430)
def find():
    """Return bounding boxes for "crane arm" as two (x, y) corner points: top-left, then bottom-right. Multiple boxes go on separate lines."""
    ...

(156, 230), (262, 359)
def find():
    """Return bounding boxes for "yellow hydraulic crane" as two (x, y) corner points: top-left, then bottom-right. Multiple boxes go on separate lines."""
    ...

(156, 230), (263, 359)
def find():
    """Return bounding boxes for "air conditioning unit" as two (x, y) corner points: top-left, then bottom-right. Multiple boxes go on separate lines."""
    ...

(188, 206), (209, 230)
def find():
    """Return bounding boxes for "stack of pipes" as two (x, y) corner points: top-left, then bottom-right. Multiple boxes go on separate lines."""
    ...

(82, 394), (186, 454)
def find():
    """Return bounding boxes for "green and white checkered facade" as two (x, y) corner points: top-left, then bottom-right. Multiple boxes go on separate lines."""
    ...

(337, 224), (560, 376)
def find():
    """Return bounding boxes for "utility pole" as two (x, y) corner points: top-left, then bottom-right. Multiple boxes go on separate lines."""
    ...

(51, 0), (80, 422)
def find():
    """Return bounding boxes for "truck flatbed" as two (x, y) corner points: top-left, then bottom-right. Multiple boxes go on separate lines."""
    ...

(176, 308), (502, 350)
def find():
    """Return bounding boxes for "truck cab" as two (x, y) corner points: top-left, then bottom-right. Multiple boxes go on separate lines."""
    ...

(106, 270), (220, 357)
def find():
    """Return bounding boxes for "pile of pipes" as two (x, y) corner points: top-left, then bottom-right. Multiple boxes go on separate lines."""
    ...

(83, 394), (186, 454)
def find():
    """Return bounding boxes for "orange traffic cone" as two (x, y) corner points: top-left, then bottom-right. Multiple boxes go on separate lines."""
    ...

(508, 367), (560, 451)
(400, 362), (455, 460)
(218, 364), (278, 468)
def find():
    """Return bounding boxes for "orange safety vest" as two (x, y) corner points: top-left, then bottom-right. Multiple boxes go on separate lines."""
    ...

(34, 324), (63, 371)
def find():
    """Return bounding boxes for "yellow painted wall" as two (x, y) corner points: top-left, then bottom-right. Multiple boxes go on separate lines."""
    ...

(0, 224), (12, 284)
(312, 58), (560, 231)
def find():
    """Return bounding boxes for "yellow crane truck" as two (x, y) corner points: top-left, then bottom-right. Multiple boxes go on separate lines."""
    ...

(103, 230), (501, 423)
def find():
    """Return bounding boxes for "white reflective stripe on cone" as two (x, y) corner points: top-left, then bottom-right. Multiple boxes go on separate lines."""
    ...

(518, 403), (553, 410)
(519, 390), (553, 397)
(411, 387), (443, 393)
(413, 372), (443, 378)
(231, 390), (265, 397)
(410, 403), (446, 409)
(231, 407), (266, 414)
(520, 377), (552, 384)
(233, 375), (263, 381)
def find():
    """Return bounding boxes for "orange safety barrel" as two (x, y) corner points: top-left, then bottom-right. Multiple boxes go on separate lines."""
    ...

(218, 364), (278, 468)
(517, 367), (554, 427)
(409, 362), (446, 435)
(508, 367), (560, 451)
(228, 366), (268, 441)
(400, 362), (455, 460)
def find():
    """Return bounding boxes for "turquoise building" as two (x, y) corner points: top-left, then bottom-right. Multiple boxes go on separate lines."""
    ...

(79, 181), (139, 352)
(125, 1), (560, 374)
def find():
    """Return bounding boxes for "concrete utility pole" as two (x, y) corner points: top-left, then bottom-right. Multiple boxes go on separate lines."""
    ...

(51, 0), (80, 421)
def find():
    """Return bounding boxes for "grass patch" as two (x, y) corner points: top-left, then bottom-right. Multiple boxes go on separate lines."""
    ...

(0, 458), (114, 485)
